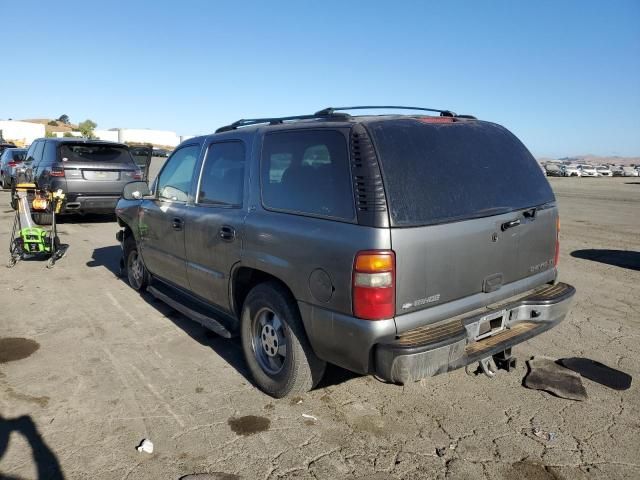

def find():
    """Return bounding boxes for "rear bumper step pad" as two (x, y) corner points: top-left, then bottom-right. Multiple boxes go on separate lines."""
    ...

(375, 282), (575, 384)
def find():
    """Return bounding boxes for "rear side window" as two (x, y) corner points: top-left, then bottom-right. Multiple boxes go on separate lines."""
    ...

(261, 130), (355, 221)
(58, 143), (134, 164)
(198, 141), (245, 206)
(368, 120), (555, 226)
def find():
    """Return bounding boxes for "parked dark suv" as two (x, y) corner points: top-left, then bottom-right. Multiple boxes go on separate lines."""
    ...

(115, 106), (575, 398)
(20, 137), (142, 223)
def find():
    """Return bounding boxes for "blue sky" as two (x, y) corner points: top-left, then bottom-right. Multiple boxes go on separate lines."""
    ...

(2, 0), (639, 157)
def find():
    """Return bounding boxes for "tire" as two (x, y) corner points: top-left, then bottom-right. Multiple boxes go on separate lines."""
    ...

(124, 237), (149, 291)
(10, 184), (17, 210)
(32, 212), (53, 225)
(240, 281), (326, 398)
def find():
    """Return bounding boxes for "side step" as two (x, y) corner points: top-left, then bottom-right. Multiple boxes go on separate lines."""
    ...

(147, 285), (234, 338)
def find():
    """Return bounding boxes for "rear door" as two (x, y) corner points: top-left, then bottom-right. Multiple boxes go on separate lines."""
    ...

(139, 143), (201, 289)
(58, 142), (140, 195)
(183, 139), (247, 309)
(366, 119), (557, 317)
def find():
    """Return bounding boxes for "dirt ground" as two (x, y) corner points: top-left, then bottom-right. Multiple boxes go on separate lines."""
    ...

(0, 177), (638, 480)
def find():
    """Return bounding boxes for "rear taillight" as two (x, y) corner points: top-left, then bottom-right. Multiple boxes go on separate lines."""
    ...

(353, 250), (395, 320)
(7, 161), (17, 167)
(554, 217), (560, 266)
(133, 170), (143, 180)
(50, 167), (65, 177)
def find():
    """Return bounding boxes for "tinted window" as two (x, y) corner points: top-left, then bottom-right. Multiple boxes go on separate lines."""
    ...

(368, 120), (555, 226)
(156, 144), (199, 202)
(198, 141), (245, 206)
(261, 130), (354, 220)
(12, 150), (26, 162)
(58, 143), (134, 164)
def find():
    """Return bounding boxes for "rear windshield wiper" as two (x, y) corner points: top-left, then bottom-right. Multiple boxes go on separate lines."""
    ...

(466, 207), (514, 219)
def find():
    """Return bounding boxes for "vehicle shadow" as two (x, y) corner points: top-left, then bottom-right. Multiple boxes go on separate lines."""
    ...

(87, 245), (363, 392)
(0, 414), (64, 479)
(570, 249), (640, 271)
(57, 213), (117, 225)
(86, 245), (121, 275)
(138, 292), (360, 391)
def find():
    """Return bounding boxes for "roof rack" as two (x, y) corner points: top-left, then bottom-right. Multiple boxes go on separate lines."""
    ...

(215, 105), (472, 133)
(215, 112), (350, 133)
(314, 105), (458, 117)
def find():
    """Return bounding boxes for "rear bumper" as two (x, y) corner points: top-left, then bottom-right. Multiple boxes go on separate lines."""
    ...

(63, 194), (119, 213)
(375, 282), (575, 383)
(299, 280), (575, 383)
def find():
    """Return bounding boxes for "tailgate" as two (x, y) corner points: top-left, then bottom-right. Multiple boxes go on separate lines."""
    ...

(392, 206), (558, 316)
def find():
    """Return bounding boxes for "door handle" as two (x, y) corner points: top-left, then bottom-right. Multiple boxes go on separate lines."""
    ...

(501, 219), (521, 231)
(219, 225), (236, 241)
(171, 217), (184, 231)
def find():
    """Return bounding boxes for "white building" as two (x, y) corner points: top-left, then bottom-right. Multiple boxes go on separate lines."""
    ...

(0, 120), (45, 145)
(94, 128), (180, 147)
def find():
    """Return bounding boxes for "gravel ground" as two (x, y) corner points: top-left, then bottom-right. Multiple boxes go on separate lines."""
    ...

(0, 177), (638, 480)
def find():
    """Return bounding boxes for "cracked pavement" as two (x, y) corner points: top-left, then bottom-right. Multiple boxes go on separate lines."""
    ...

(0, 177), (638, 479)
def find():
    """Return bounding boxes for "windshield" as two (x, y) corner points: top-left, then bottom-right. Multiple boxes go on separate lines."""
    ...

(58, 143), (134, 164)
(596, 166), (609, 170)
(368, 119), (555, 227)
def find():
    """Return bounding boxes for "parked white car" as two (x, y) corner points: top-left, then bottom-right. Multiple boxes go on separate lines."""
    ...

(620, 166), (639, 177)
(596, 165), (613, 177)
(577, 164), (598, 177)
(563, 165), (581, 177)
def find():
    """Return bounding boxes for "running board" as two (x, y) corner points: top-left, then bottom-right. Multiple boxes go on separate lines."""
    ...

(147, 285), (234, 338)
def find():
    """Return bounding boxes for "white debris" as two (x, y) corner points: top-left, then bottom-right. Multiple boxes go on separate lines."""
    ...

(136, 438), (154, 453)
(302, 414), (318, 421)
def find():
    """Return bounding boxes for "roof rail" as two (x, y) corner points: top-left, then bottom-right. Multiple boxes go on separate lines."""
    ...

(314, 105), (458, 117)
(214, 105), (471, 133)
(215, 112), (350, 133)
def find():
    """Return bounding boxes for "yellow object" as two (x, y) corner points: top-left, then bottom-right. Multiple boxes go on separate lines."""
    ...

(32, 197), (49, 211)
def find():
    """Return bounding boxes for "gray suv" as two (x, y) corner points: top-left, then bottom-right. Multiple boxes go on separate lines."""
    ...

(115, 106), (575, 398)
(20, 137), (142, 223)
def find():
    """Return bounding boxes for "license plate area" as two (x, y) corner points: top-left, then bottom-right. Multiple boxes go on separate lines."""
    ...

(474, 309), (507, 340)
(83, 170), (120, 181)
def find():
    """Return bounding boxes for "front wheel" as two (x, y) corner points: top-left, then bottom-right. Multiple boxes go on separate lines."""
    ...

(125, 238), (149, 291)
(241, 282), (326, 398)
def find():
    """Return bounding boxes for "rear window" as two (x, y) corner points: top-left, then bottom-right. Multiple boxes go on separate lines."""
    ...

(261, 130), (355, 221)
(58, 143), (134, 164)
(9, 150), (26, 162)
(367, 120), (555, 226)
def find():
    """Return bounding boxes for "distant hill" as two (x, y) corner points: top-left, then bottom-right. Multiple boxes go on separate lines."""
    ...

(538, 155), (639, 166)
(22, 118), (78, 134)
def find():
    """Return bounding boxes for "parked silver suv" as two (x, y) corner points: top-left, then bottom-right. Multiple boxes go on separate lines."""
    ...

(115, 106), (575, 398)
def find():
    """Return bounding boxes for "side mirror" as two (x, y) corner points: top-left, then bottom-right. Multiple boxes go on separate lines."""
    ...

(122, 181), (151, 200)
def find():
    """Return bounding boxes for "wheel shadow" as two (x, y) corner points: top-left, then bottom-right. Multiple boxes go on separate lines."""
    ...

(570, 249), (640, 271)
(0, 414), (64, 479)
(86, 245), (121, 276)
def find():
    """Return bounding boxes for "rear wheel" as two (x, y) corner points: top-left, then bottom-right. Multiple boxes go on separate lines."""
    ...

(32, 212), (53, 225)
(125, 238), (149, 291)
(10, 184), (17, 210)
(241, 281), (326, 398)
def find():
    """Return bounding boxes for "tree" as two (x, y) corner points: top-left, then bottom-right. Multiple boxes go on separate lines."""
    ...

(63, 132), (74, 138)
(45, 131), (56, 138)
(57, 114), (70, 125)
(47, 120), (58, 126)
(78, 119), (97, 139)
